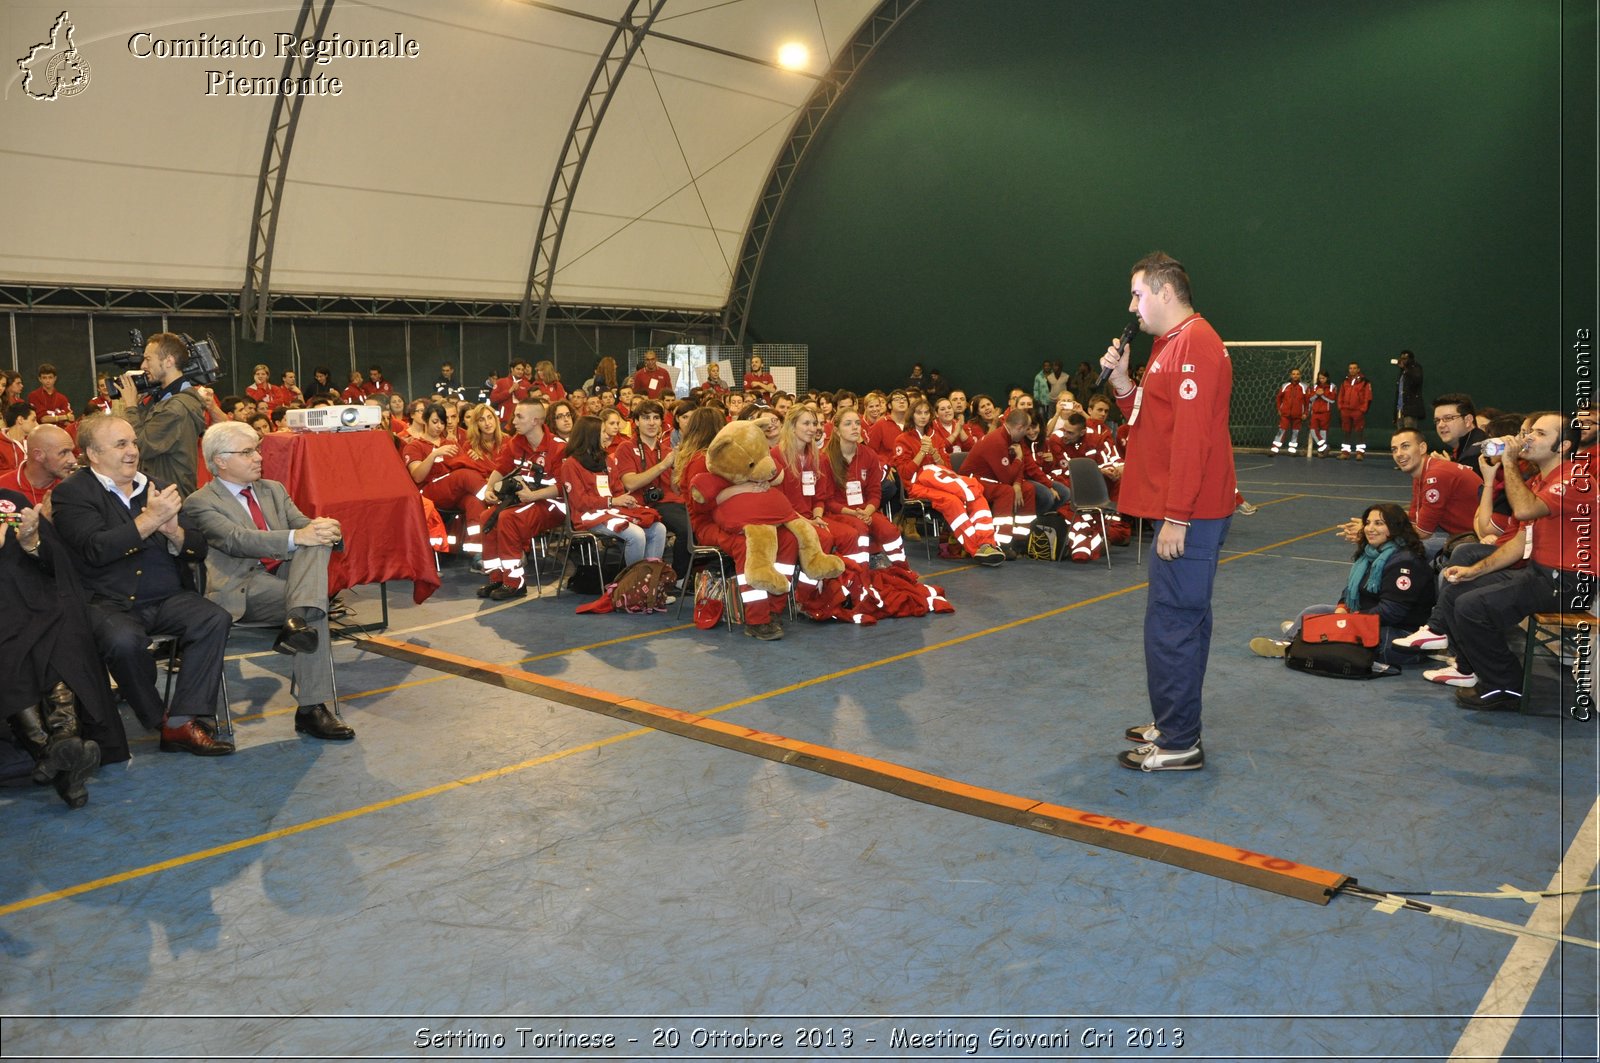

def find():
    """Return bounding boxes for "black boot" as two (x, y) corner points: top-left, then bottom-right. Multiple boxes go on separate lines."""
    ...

(23, 684), (101, 810)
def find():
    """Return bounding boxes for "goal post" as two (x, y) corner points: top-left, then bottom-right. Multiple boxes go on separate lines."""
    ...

(1225, 340), (1323, 450)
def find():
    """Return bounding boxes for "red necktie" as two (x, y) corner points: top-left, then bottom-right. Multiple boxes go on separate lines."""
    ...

(241, 487), (281, 573)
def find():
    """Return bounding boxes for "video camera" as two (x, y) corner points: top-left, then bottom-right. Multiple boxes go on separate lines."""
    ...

(95, 329), (225, 396)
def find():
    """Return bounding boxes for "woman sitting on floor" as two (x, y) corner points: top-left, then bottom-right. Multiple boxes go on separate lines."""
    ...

(1249, 502), (1435, 665)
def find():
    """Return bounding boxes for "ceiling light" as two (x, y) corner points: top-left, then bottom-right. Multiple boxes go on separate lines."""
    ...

(776, 42), (809, 70)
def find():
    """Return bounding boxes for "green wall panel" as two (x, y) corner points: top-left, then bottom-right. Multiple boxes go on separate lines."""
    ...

(749, 0), (1578, 419)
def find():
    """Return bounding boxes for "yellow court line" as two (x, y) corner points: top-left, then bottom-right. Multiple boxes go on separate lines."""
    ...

(3, 526), (1337, 917)
(0, 729), (654, 918)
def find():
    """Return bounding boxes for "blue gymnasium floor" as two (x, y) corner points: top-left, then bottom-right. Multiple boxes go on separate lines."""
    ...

(2, 454), (1596, 1063)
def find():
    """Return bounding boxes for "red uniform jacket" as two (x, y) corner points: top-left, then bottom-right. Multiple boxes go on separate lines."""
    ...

(1276, 381), (1308, 419)
(960, 426), (1027, 487)
(1337, 375), (1372, 415)
(743, 370), (774, 394)
(820, 446), (886, 513)
(891, 428), (950, 484)
(493, 431), (564, 483)
(865, 417), (908, 462)
(28, 388), (72, 423)
(631, 366), (673, 401)
(1114, 313), (1237, 522)
(609, 435), (682, 504)
(772, 444), (832, 514)
(489, 374), (531, 425)
(1309, 383), (1338, 421)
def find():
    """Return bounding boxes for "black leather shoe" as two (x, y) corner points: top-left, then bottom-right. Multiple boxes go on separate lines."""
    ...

(273, 616), (319, 656)
(1455, 686), (1523, 711)
(488, 583), (527, 601)
(294, 704), (355, 741)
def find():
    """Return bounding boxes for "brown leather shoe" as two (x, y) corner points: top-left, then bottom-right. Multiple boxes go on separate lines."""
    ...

(159, 719), (236, 756)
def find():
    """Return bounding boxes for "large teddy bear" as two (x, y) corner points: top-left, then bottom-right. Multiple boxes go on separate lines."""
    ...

(691, 421), (845, 594)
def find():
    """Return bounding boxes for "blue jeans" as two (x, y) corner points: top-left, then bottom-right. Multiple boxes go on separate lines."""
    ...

(1144, 516), (1230, 750)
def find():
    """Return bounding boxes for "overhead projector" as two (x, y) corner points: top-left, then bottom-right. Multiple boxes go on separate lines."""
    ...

(283, 405), (382, 433)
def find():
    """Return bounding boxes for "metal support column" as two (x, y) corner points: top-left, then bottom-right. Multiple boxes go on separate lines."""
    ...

(720, 0), (924, 345)
(519, 0), (669, 344)
(239, 0), (337, 343)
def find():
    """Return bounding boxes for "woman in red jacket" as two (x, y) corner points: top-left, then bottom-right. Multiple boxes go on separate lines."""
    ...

(820, 408), (905, 567)
(893, 400), (1003, 565)
(403, 402), (491, 554)
(558, 415), (665, 566)
(772, 406), (838, 554)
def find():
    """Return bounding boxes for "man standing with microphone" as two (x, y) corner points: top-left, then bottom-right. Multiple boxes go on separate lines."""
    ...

(1100, 252), (1235, 772)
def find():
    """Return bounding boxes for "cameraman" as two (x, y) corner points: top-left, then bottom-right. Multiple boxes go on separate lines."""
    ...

(116, 332), (220, 496)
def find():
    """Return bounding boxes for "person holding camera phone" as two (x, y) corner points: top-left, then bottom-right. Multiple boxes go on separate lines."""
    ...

(116, 332), (222, 496)
(609, 399), (688, 586)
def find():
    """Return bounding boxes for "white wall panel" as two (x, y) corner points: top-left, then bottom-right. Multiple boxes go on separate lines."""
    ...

(0, 0), (882, 308)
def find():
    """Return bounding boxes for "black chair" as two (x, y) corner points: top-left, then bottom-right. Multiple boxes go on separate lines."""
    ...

(1066, 457), (1114, 571)
(554, 489), (623, 598)
(674, 523), (740, 630)
(153, 631), (234, 740)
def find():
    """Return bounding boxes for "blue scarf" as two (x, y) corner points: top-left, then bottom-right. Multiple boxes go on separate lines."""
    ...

(1345, 542), (1396, 607)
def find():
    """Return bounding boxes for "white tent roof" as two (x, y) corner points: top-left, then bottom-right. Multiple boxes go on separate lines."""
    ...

(1, 0), (881, 310)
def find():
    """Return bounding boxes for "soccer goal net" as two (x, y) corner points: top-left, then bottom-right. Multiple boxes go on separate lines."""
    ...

(1226, 340), (1323, 450)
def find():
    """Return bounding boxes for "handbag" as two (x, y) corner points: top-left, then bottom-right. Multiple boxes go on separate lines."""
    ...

(1299, 612), (1380, 648)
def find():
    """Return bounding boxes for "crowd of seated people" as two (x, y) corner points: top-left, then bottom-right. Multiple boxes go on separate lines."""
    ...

(2, 348), (1590, 814)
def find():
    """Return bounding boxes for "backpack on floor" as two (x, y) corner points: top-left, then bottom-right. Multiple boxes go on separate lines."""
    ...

(609, 560), (677, 614)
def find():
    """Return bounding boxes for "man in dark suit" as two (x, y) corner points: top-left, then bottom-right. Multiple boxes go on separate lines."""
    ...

(182, 421), (353, 741)
(49, 415), (234, 755)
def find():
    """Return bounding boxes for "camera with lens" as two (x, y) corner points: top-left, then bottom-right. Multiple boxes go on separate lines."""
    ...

(494, 476), (528, 504)
(643, 484), (663, 505)
(95, 329), (224, 397)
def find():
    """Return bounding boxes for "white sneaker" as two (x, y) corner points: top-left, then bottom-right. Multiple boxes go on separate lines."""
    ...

(1424, 664), (1477, 687)
(1236, 501), (1258, 516)
(1117, 742), (1204, 772)
(1250, 637), (1290, 658)
(1393, 626), (1448, 651)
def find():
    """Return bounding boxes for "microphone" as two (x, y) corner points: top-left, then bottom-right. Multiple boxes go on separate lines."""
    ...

(1099, 317), (1140, 384)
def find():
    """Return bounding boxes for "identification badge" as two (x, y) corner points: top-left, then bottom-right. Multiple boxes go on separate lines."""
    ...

(846, 480), (864, 507)
(801, 470), (816, 497)
(596, 474), (611, 497)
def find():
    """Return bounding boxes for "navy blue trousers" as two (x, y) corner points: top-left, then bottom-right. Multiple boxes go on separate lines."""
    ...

(1144, 516), (1231, 749)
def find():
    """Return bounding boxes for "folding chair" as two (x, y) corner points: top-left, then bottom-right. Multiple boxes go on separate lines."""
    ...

(1066, 457), (1114, 570)
(554, 489), (622, 598)
(674, 524), (740, 630)
(893, 496), (944, 562)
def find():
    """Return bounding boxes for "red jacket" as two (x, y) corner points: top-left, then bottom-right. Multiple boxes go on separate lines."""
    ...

(960, 425), (1027, 487)
(890, 428), (950, 484)
(820, 445), (886, 513)
(1114, 313), (1237, 522)
(1337, 375), (1372, 415)
(1275, 381), (1308, 419)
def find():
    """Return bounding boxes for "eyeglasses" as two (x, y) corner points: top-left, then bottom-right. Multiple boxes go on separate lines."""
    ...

(1433, 415), (1462, 424)
(220, 447), (261, 458)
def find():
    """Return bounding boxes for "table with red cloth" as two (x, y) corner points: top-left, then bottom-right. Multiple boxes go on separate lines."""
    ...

(260, 430), (440, 604)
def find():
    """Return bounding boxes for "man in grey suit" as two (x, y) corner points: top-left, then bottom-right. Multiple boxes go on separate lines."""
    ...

(183, 421), (354, 741)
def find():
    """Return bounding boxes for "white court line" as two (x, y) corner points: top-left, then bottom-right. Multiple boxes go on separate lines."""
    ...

(1449, 795), (1600, 1060)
